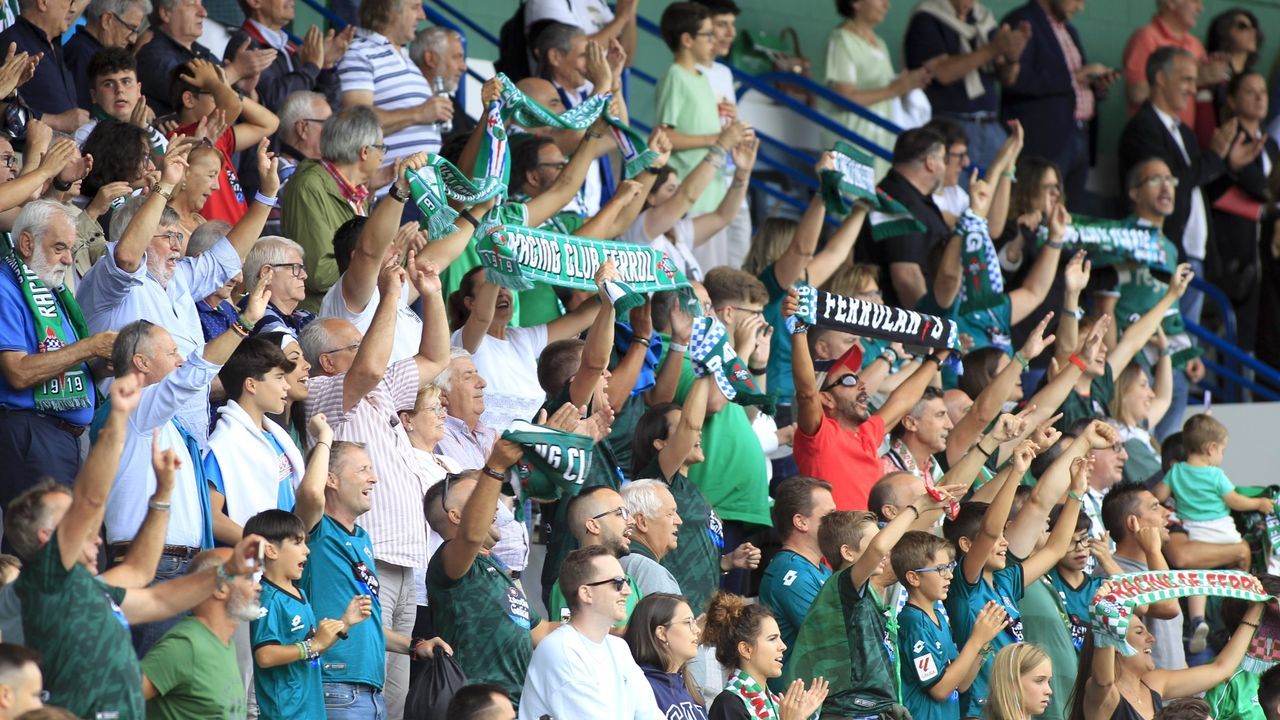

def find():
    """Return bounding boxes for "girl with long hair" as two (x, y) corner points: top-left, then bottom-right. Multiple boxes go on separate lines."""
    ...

(625, 593), (708, 718)
(987, 643), (1054, 720)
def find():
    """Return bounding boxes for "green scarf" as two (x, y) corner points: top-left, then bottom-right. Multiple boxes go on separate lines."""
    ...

(723, 669), (782, 720)
(688, 316), (774, 412)
(503, 419), (596, 502)
(1, 235), (92, 411)
(407, 96), (510, 240)
(1036, 215), (1171, 270)
(955, 209), (1005, 314)
(476, 223), (700, 315)
(787, 283), (962, 352)
(784, 572), (854, 699)
(820, 141), (926, 240)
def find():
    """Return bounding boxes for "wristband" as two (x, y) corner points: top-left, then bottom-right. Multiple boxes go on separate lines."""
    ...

(1067, 353), (1089, 372)
(152, 183), (173, 201)
(880, 348), (898, 365)
(236, 313), (256, 332)
(337, 628), (349, 640)
(1069, 307), (1085, 321)
(481, 466), (505, 481)
(148, 500), (171, 511)
(1067, 491), (1083, 502)
(388, 182), (410, 203)
(1160, 346), (1175, 358)
(633, 336), (651, 346)
(669, 341), (688, 353)
(1243, 621), (1261, 628)
(1046, 239), (1064, 250)
(411, 637), (428, 656)
(585, 129), (603, 139)
(748, 366), (767, 375)
(975, 442), (994, 458)
(645, 165), (665, 175)
(906, 504), (921, 518)
(52, 176), (73, 192)
(253, 191), (277, 208)
(230, 321), (249, 337)
(1013, 351), (1030, 370)
(459, 210), (480, 229)
(923, 354), (942, 367)
(297, 642), (307, 661)
(708, 144), (728, 157)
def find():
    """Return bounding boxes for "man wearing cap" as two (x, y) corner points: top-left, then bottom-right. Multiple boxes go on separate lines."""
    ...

(783, 288), (949, 510)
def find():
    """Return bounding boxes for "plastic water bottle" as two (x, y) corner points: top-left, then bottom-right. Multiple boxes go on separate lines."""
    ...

(434, 77), (453, 134)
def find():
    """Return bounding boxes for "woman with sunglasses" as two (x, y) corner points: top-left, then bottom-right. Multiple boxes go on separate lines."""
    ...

(626, 593), (710, 719)
(701, 592), (828, 720)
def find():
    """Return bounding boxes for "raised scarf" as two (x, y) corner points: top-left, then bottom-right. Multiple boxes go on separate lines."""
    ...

(911, 0), (998, 99)
(1, 234), (91, 411)
(1036, 215), (1170, 270)
(786, 283), (962, 353)
(723, 669), (782, 720)
(688, 316), (774, 412)
(407, 96), (510, 240)
(503, 419), (596, 502)
(1091, 570), (1270, 655)
(954, 208), (1004, 314)
(821, 141), (927, 240)
(476, 223), (701, 315)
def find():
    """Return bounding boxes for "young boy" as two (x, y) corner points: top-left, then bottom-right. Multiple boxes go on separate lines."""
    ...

(1045, 510), (1122, 652)
(244, 510), (370, 720)
(893, 531), (1009, 720)
(75, 48), (169, 154)
(205, 337), (312, 544)
(1164, 413), (1273, 650)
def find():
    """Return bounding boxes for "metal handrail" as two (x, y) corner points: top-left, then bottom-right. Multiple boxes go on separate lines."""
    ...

(1187, 319), (1280, 393)
(1202, 358), (1280, 402)
(755, 71), (903, 136)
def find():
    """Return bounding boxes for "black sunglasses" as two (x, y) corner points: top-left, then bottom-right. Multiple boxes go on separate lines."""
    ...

(821, 373), (860, 392)
(583, 576), (631, 592)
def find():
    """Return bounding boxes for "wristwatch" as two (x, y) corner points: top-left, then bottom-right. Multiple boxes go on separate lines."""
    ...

(388, 182), (411, 203)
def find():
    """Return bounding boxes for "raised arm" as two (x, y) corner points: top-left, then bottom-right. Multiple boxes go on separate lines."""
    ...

(646, 298), (692, 406)
(1085, 626), (1121, 720)
(876, 352), (946, 430)
(782, 288), (824, 436)
(1006, 428), (1101, 557)
(122, 534), (263, 624)
(457, 278), (498, 353)
(1133, 527), (1182, 620)
(230, 94), (280, 152)
(567, 261), (620, 407)
(525, 118), (613, 228)
(642, 122), (747, 240)
(202, 268), (271, 366)
(1108, 264), (1192, 375)
(771, 188), (826, 289)
(809, 205), (867, 288)
(440, 436), (528, 580)
(657, 375), (710, 479)
(1023, 315), (1107, 430)
(963, 440), (1037, 584)
(226, 139), (279, 260)
(1020, 456), (1088, 585)
(852, 487), (945, 588)
(606, 300), (652, 410)
(292, 414), (334, 532)
(1008, 204), (1067, 324)
(929, 602), (1009, 701)
(407, 255), (450, 386)
(343, 154), (430, 312)
(342, 265), (402, 412)
(180, 60), (243, 125)
(984, 120), (1023, 238)
(1052, 251), (1090, 372)
(691, 138), (756, 245)
(1150, 603), (1265, 698)
(101, 433), (177, 588)
(113, 138), (194, 272)
(577, 179), (642, 240)
(935, 174), (995, 310)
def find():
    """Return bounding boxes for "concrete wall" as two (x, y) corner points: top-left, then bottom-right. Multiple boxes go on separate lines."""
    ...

(1201, 401), (1280, 488)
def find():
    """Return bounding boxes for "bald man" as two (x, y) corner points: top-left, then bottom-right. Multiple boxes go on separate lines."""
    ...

(546, 487), (640, 627)
(866, 471), (926, 524)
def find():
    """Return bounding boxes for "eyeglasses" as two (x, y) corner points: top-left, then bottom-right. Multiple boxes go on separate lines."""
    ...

(666, 616), (698, 632)
(367, 143), (388, 154)
(583, 576), (632, 592)
(716, 305), (764, 317)
(111, 11), (140, 37)
(536, 160), (568, 170)
(320, 342), (360, 357)
(301, 118), (328, 125)
(591, 506), (631, 522)
(947, 150), (970, 161)
(1138, 175), (1179, 188)
(128, 318), (156, 363)
(821, 373), (860, 392)
(421, 403), (447, 417)
(152, 230), (183, 248)
(694, 31), (716, 38)
(270, 262), (306, 278)
(911, 560), (957, 577)
(1071, 535), (1091, 549)
(440, 472), (460, 513)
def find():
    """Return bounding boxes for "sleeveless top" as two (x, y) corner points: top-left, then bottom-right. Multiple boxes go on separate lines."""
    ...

(1112, 683), (1164, 720)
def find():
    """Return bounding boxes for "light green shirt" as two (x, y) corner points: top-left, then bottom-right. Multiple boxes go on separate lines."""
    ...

(655, 64), (726, 216)
(1165, 462), (1235, 521)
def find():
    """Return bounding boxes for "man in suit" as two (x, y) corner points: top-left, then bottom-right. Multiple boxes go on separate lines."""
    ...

(1118, 45), (1262, 325)
(1000, 0), (1117, 211)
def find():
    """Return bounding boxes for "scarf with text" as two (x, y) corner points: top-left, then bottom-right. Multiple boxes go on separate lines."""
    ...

(476, 223), (700, 314)
(688, 316), (774, 412)
(723, 670), (782, 720)
(786, 283), (961, 353)
(1, 235), (91, 411)
(954, 209), (1005, 314)
(1036, 215), (1171, 270)
(503, 419), (596, 502)
(820, 141), (927, 240)
(1091, 570), (1270, 655)
(408, 96), (510, 240)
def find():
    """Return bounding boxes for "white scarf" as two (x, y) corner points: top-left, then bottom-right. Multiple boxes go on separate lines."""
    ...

(206, 399), (307, 525)
(910, 0), (998, 99)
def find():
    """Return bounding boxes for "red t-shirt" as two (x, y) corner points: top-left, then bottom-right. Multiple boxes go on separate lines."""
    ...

(171, 124), (247, 224)
(794, 413), (887, 511)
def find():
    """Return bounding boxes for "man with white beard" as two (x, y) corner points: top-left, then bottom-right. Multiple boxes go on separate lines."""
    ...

(0, 200), (118, 500)
(140, 547), (264, 718)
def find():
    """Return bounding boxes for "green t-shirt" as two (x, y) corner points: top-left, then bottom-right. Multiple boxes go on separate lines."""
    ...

(250, 581), (324, 720)
(426, 544), (542, 702)
(1056, 363), (1116, 431)
(15, 531), (142, 720)
(644, 458), (723, 616)
(300, 515), (384, 688)
(1165, 462), (1235, 521)
(1207, 668), (1267, 720)
(515, 283), (564, 328)
(1020, 579), (1080, 720)
(547, 574), (642, 627)
(143, 616), (247, 720)
(674, 361), (771, 526)
(944, 554), (1025, 718)
(759, 549), (831, 678)
(1046, 567), (1103, 652)
(655, 63), (725, 216)
(897, 603), (961, 720)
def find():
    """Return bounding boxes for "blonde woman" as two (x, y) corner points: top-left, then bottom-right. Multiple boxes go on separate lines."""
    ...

(1108, 335), (1173, 485)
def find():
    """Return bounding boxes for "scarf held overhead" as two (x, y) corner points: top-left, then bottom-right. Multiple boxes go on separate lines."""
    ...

(407, 97), (510, 240)
(688, 316), (774, 412)
(821, 141), (927, 240)
(1036, 216), (1171, 270)
(954, 208), (1004, 313)
(787, 283), (962, 352)
(503, 419), (596, 502)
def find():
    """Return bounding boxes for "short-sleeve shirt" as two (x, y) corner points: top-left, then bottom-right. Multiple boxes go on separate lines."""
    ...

(426, 544), (541, 702)
(15, 531), (141, 719)
(548, 574), (641, 627)
(897, 603), (961, 720)
(944, 554), (1025, 717)
(451, 324), (550, 434)
(0, 18), (77, 117)
(794, 413), (888, 511)
(759, 550), (831, 669)
(902, 10), (999, 115)
(169, 124), (246, 225)
(642, 459), (723, 616)
(0, 268), (95, 426)
(1164, 462), (1235, 522)
(319, 281), (422, 363)
(1020, 578), (1080, 720)
(655, 64), (725, 216)
(300, 515), (384, 688)
(142, 616), (247, 720)
(336, 29), (441, 163)
(250, 581), (324, 720)
(1046, 568), (1103, 651)
(1055, 363), (1115, 430)
(524, 0), (614, 33)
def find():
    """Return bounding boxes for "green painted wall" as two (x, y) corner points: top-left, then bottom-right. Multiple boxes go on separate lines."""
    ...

(420, 0), (1280, 154)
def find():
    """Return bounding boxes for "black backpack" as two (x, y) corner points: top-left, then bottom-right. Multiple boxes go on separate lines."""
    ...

(495, 1), (532, 81)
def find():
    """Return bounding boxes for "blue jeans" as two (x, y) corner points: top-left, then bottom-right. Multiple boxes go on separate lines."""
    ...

(129, 554), (193, 656)
(323, 682), (385, 720)
(939, 114), (1007, 177)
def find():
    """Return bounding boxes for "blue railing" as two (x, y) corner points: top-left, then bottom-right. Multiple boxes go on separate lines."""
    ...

(1187, 320), (1280, 402)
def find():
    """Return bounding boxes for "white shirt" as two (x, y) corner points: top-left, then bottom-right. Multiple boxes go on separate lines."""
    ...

(555, 80), (604, 218)
(621, 212), (702, 281)
(318, 280), (422, 363)
(1153, 105), (1208, 260)
(933, 184), (970, 219)
(411, 448), (459, 605)
(524, 0), (614, 34)
(518, 624), (664, 720)
(336, 29), (442, 170)
(449, 325), (549, 434)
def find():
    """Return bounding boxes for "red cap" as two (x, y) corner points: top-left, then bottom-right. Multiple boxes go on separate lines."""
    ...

(833, 343), (864, 378)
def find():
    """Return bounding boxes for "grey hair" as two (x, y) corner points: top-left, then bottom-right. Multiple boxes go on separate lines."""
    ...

(621, 479), (670, 520)
(13, 200), (76, 253)
(298, 321), (336, 369)
(430, 347), (474, 393)
(533, 21), (583, 63)
(326, 440), (367, 474)
(1145, 45), (1195, 86)
(86, 0), (151, 22)
(279, 91), (327, 143)
(109, 194), (180, 244)
(243, 236), (304, 294)
(409, 26), (458, 65)
(186, 219), (232, 257)
(320, 106), (382, 163)
(111, 319), (157, 377)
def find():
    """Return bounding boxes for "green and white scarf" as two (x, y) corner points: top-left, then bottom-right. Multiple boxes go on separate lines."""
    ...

(688, 316), (774, 412)
(820, 141), (926, 240)
(1036, 215), (1171, 270)
(476, 223), (700, 314)
(407, 95), (510, 240)
(954, 208), (1004, 314)
(503, 419), (596, 502)
(786, 283), (962, 352)
(724, 669), (783, 720)
(1, 234), (91, 411)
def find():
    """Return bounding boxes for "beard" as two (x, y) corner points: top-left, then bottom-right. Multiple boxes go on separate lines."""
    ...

(835, 392), (871, 422)
(146, 254), (176, 286)
(228, 590), (263, 623)
(26, 250), (67, 290)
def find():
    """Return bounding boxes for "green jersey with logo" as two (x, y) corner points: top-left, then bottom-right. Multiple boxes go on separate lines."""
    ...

(250, 581), (324, 720)
(641, 458), (723, 615)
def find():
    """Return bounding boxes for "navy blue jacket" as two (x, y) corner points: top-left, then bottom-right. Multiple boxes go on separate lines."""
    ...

(999, 1), (1087, 160)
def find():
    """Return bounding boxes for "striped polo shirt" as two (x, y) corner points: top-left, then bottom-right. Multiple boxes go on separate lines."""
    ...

(337, 28), (441, 166)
